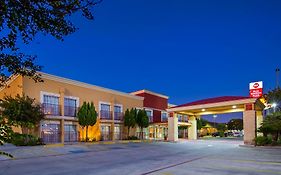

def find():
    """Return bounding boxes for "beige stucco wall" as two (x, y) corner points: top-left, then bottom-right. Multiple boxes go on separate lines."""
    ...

(22, 76), (143, 110)
(21, 75), (143, 141)
(0, 76), (23, 99)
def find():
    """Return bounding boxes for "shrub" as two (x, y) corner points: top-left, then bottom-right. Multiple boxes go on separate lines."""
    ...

(219, 131), (224, 137)
(277, 139), (281, 145)
(11, 133), (44, 146)
(255, 136), (272, 146)
(127, 136), (138, 140)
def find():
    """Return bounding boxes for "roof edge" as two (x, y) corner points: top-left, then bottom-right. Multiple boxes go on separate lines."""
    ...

(37, 72), (144, 101)
(130, 89), (169, 99)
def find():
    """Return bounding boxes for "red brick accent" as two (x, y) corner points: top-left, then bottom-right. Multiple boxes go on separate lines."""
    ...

(134, 92), (168, 110)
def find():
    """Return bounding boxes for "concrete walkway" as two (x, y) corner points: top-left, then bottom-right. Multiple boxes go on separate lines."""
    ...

(1, 140), (281, 175)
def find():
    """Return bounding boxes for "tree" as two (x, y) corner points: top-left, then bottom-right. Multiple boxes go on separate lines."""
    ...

(216, 123), (227, 132)
(77, 102), (97, 141)
(0, 0), (102, 86)
(197, 118), (208, 130)
(136, 109), (149, 139)
(266, 88), (281, 111)
(0, 94), (45, 134)
(227, 119), (243, 131)
(124, 108), (136, 138)
(258, 112), (281, 141)
(0, 116), (13, 157)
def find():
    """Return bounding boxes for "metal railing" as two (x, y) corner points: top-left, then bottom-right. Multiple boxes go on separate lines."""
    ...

(64, 106), (78, 117)
(42, 103), (61, 116)
(114, 112), (123, 120)
(100, 110), (112, 120)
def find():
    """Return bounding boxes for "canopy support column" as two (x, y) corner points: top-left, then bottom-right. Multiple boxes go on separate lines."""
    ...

(168, 113), (178, 142)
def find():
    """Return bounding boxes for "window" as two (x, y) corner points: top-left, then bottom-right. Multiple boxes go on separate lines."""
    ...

(64, 98), (77, 117)
(114, 105), (123, 120)
(161, 112), (168, 122)
(100, 103), (111, 119)
(178, 114), (182, 122)
(145, 109), (153, 122)
(145, 109), (152, 117)
(43, 95), (59, 105)
(42, 94), (60, 115)
(183, 115), (188, 122)
(64, 124), (78, 142)
(114, 105), (122, 113)
(101, 103), (110, 111)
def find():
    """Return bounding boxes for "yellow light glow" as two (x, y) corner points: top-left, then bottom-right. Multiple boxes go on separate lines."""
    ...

(201, 109), (206, 112)
(232, 105), (237, 109)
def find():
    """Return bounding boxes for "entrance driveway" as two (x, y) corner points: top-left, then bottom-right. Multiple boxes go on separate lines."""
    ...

(1, 140), (281, 175)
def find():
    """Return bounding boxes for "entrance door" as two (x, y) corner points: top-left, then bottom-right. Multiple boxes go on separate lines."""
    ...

(114, 126), (121, 140)
(64, 124), (78, 142)
(41, 124), (61, 143)
(101, 125), (111, 141)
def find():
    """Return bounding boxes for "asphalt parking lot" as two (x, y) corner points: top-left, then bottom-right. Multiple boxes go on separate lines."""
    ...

(0, 139), (281, 175)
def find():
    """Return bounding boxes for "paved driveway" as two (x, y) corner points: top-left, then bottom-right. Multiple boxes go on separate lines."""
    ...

(0, 139), (281, 175)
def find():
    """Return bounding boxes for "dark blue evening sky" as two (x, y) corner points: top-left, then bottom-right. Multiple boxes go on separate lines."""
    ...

(23, 0), (280, 105)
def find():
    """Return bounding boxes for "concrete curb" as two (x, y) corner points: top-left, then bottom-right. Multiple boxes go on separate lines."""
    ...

(44, 143), (64, 148)
(239, 144), (281, 149)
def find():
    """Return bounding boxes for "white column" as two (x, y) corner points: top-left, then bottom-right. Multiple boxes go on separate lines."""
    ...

(188, 116), (197, 140)
(168, 113), (178, 142)
(243, 110), (256, 145)
(256, 111), (263, 137)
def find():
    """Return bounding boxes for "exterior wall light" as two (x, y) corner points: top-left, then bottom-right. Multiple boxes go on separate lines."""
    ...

(201, 109), (206, 112)
(232, 105), (237, 109)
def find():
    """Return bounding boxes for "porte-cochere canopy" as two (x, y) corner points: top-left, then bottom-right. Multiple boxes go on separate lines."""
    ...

(167, 96), (265, 145)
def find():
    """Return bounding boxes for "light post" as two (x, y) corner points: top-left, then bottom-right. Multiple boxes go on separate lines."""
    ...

(213, 115), (217, 129)
(272, 103), (277, 113)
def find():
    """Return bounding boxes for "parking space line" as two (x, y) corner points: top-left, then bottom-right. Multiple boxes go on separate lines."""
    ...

(140, 156), (208, 175)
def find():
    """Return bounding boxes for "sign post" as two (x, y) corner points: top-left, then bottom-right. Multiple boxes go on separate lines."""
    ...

(249, 81), (263, 98)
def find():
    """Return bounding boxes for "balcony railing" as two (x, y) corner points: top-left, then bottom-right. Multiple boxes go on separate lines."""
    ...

(100, 110), (112, 120)
(64, 106), (78, 117)
(42, 103), (61, 116)
(114, 112), (123, 121)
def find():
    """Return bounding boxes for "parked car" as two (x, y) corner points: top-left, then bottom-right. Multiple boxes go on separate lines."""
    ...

(212, 132), (220, 137)
(233, 132), (243, 137)
(227, 132), (234, 137)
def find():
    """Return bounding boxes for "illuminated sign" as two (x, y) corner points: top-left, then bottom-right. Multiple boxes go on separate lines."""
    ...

(249, 81), (263, 98)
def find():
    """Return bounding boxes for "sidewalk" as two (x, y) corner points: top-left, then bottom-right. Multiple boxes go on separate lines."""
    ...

(0, 140), (159, 161)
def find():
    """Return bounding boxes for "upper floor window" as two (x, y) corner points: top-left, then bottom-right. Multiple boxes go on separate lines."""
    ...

(161, 112), (168, 122)
(114, 105), (122, 113)
(100, 103), (111, 119)
(178, 114), (182, 122)
(114, 105), (123, 120)
(42, 94), (60, 115)
(101, 103), (110, 111)
(43, 95), (59, 105)
(145, 109), (153, 122)
(64, 97), (77, 117)
(145, 109), (153, 117)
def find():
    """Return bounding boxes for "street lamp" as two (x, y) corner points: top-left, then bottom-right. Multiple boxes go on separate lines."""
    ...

(213, 115), (217, 128)
(272, 103), (277, 112)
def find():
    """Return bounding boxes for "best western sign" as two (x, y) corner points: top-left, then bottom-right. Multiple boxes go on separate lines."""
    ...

(249, 81), (263, 98)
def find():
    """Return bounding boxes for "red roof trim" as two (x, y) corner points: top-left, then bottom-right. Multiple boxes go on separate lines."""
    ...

(172, 96), (255, 108)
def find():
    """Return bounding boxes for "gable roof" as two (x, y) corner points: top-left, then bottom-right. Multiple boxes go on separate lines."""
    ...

(172, 96), (255, 108)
